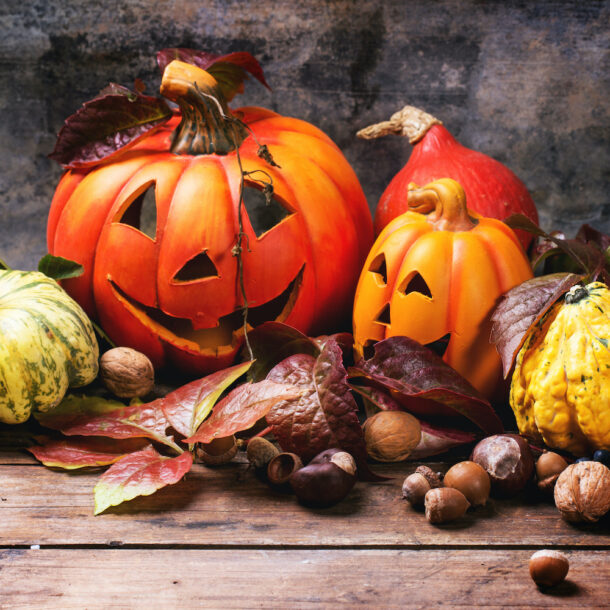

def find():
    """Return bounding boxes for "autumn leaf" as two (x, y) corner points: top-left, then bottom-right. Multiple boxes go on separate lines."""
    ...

(348, 336), (503, 435)
(185, 380), (300, 444)
(246, 322), (320, 381)
(490, 273), (582, 378)
(410, 422), (477, 460)
(48, 86), (172, 168)
(93, 447), (193, 515)
(507, 214), (609, 283)
(37, 254), (84, 281)
(28, 437), (149, 470)
(157, 48), (271, 101)
(160, 361), (253, 437)
(36, 394), (181, 453)
(265, 338), (378, 479)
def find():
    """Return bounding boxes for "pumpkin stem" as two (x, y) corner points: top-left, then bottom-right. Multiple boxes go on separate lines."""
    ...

(160, 60), (248, 155)
(356, 105), (442, 144)
(407, 178), (478, 232)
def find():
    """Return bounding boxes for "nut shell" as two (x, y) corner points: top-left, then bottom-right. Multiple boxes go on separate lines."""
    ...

(471, 434), (534, 497)
(424, 487), (470, 524)
(246, 437), (280, 469)
(536, 451), (568, 493)
(529, 550), (569, 587)
(444, 461), (490, 507)
(197, 436), (238, 465)
(363, 411), (421, 462)
(554, 461), (610, 522)
(100, 347), (154, 398)
(402, 472), (430, 507)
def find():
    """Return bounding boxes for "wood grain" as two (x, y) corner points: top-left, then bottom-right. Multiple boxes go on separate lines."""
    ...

(1, 548), (608, 608)
(1, 451), (608, 548)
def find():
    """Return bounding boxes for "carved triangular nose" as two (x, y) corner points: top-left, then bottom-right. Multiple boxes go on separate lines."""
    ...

(173, 250), (219, 282)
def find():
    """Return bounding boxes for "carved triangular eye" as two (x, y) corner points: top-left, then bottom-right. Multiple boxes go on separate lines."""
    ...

(243, 184), (292, 238)
(375, 303), (391, 325)
(400, 271), (432, 298)
(173, 251), (219, 282)
(368, 253), (388, 285)
(118, 182), (157, 239)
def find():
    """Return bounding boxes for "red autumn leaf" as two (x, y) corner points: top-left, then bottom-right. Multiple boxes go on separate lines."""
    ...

(246, 322), (321, 381)
(28, 437), (149, 470)
(348, 336), (503, 435)
(36, 394), (181, 453)
(490, 273), (582, 378)
(265, 338), (378, 479)
(157, 48), (270, 101)
(410, 422), (477, 460)
(48, 86), (172, 169)
(93, 446), (193, 515)
(185, 380), (300, 444)
(507, 214), (610, 283)
(160, 361), (253, 437)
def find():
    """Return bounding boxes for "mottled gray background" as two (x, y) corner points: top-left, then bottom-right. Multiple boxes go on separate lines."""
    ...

(1, 0), (608, 269)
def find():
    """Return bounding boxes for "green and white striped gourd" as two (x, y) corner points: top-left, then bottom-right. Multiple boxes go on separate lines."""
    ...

(0, 269), (99, 423)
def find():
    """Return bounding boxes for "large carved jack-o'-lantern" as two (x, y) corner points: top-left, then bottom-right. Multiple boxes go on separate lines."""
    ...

(353, 178), (532, 398)
(47, 60), (373, 374)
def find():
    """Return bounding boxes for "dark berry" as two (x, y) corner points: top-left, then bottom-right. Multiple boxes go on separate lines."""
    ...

(575, 456), (592, 463)
(593, 450), (610, 466)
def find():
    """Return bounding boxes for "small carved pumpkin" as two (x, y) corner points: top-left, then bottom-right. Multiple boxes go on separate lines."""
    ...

(353, 178), (533, 397)
(47, 60), (373, 374)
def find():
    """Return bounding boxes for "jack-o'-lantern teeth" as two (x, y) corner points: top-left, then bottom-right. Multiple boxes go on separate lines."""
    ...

(109, 264), (305, 352)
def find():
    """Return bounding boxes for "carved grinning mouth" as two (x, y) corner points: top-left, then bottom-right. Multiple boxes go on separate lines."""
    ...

(109, 265), (305, 353)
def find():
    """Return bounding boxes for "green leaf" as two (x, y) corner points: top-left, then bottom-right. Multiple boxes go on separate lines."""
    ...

(0, 256), (10, 270)
(38, 254), (84, 280)
(93, 447), (193, 515)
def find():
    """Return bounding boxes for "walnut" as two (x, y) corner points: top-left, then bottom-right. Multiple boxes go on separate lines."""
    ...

(99, 347), (155, 398)
(554, 461), (610, 523)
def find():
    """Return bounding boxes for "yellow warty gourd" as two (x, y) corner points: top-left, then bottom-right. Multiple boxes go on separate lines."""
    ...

(510, 282), (610, 456)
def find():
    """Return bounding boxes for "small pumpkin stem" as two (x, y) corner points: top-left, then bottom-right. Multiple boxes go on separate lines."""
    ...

(407, 178), (478, 232)
(565, 285), (589, 304)
(357, 105), (442, 144)
(160, 60), (248, 155)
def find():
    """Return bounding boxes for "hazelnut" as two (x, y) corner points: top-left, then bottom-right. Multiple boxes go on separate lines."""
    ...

(554, 461), (610, 523)
(424, 487), (470, 524)
(196, 435), (238, 465)
(267, 452), (303, 486)
(536, 451), (568, 493)
(363, 411), (422, 462)
(289, 449), (357, 507)
(246, 437), (279, 469)
(415, 465), (443, 488)
(471, 434), (534, 497)
(402, 473), (431, 507)
(529, 550), (569, 588)
(402, 466), (443, 507)
(100, 347), (154, 398)
(444, 461), (490, 507)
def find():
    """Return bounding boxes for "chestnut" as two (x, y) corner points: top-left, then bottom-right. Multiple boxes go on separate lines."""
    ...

(471, 434), (534, 497)
(289, 448), (357, 507)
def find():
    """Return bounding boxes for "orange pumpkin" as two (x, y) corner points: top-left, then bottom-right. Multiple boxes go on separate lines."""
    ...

(353, 178), (533, 397)
(47, 60), (373, 374)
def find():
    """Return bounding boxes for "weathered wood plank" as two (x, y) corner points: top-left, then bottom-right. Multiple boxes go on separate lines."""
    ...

(1, 549), (608, 608)
(1, 456), (608, 548)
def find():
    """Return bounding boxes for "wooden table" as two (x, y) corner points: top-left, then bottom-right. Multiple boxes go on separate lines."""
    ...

(1, 438), (609, 608)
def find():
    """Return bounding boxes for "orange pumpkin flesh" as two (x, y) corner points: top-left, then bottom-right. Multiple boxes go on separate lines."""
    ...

(48, 61), (373, 374)
(353, 178), (533, 398)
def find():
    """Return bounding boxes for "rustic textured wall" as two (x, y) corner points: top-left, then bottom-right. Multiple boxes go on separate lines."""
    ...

(1, 0), (608, 269)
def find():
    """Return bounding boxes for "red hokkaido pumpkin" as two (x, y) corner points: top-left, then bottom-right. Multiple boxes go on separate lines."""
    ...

(353, 178), (533, 398)
(358, 105), (539, 249)
(47, 59), (373, 374)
